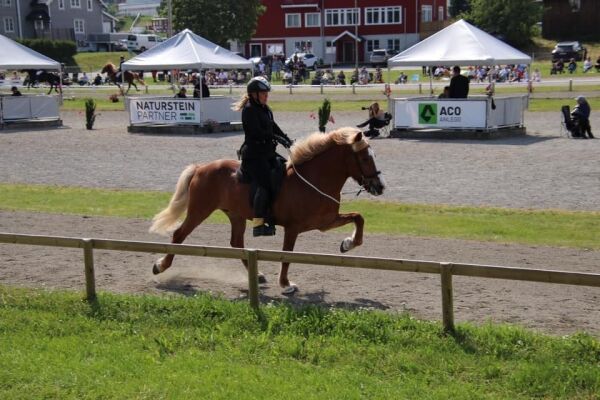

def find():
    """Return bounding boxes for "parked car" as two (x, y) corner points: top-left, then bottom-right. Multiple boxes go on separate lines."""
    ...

(126, 34), (164, 53)
(369, 49), (394, 67)
(551, 41), (587, 61)
(285, 53), (319, 70)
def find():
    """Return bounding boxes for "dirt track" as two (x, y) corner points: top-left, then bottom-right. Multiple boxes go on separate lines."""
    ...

(1, 110), (599, 336)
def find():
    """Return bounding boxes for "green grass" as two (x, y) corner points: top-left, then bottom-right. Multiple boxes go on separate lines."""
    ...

(1, 183), (599, 249)
(0, 285), (598, 399)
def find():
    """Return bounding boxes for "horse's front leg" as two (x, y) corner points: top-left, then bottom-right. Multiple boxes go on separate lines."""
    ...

(319, 213), (364, 253)
(279, 228), (299, 294)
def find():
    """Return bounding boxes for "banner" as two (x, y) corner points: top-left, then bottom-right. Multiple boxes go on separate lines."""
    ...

(129, 98), (200, 124)
(395, 99), (487, 129)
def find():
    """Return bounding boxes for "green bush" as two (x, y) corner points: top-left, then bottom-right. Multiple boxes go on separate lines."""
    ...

(17, 38), (77, 67)
(85, 98), (97, 130)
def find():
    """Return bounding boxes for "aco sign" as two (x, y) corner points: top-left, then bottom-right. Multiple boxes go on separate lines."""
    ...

(395, 99), (487, 129)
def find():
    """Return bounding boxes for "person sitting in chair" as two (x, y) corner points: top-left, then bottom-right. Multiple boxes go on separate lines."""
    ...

(356, 102), (390, 138)
(11, 86), (22, 96)
(571, 96), (594, 139)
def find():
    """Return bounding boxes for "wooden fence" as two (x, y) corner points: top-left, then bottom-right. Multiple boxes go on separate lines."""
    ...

(1, 232), (599, 332)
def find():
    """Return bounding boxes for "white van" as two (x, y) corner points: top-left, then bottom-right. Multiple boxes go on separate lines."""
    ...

(126, 34), (163, 53)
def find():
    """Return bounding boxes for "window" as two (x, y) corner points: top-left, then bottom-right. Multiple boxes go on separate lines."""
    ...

(285, 13), (301, 28)
(250, 43), (261, 57)
(305, 12), (320, 27)
(421, 5), (432, 22)
(3, 17), (14, 32)
(387, 39), (400, 52)
(293, 41), (312, 52)
(438, 6), (444, 21)
(569, 0), (581, 12)
(74, 19), (85, 34)
(87, 0), (92, 11)
(366, 39), (379, 52)
(58, 0), (64, 10)
(3, 0), (12, 7)
(70, 0), (81, 9)
(365, 6), (401, 25)
(325, 8), (359, 27)
(34, 19), (44, 30)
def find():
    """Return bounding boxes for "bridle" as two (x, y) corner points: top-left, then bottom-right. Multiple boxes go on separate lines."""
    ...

(353, 143), (382, 194)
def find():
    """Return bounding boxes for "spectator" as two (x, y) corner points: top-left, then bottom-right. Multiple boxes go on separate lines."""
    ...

(583, 57), (592, 73)
(571, 96), (594, 139)
(449, 65), (469, 98)
(174, 87), (187, 98)
(532, 68), (541, 82)
(395, 72), (407, 84)
(595, 56), (600, 72)
(567, 58), (577, 74)
(337, 70), (346, 85)
(193, 77), (210, 98)
(11, 86), (22, 96)
(93, 74), (103, 86)
(78, 72), (89, 86)
(272, 57), (283, 81)
(438, 86), (450, 99)
(282, 70), (293, 85)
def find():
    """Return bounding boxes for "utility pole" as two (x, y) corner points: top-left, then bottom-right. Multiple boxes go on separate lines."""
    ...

(354, 0), (358, 71)
(167, 0), (173, 37)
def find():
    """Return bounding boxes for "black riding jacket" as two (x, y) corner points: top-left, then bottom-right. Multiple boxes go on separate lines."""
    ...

(241, 98), (290, 159)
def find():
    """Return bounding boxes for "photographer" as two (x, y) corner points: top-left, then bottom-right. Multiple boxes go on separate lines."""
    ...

(356, 102), (389, 138)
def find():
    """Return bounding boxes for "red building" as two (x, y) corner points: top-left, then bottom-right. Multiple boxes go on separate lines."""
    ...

(245, 0), (448, 64)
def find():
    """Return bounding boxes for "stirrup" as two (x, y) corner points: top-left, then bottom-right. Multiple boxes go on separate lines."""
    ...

(253, 224), (276, 237)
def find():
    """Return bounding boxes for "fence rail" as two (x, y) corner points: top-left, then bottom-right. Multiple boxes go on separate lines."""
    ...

(1, 232), (599, 332)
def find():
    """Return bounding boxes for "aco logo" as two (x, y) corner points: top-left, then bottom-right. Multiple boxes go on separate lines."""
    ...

(418, 103), (437, 124)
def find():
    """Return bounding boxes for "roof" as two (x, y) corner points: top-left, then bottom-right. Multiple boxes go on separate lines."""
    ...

(388, 19), (532, 67)
(0, 34), (61, 70)
(121, 29), (253, 71)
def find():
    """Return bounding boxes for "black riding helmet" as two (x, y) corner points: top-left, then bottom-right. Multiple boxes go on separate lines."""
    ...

(247, 76), (271, 94)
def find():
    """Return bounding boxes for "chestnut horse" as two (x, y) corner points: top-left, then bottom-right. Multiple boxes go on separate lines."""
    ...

(100, 63), (145, 94)
(149, 127), (385, 294)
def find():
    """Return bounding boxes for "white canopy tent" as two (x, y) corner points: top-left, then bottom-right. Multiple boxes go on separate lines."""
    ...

(121, 29), (253, 71)
(388, 19), (532, 67)
(0, 34), (61, 70)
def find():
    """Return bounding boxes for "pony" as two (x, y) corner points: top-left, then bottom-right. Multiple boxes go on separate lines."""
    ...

(24, 69), (62, 94)
(100, 63), (145, 94)
(149, 127), (385, 294)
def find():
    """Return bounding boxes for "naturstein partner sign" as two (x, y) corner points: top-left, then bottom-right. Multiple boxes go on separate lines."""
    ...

(130, 99), (200, 124)
(397, 100), (487, 128)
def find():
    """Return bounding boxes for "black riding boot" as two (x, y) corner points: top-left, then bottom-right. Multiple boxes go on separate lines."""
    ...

(252, 187), (275, 237)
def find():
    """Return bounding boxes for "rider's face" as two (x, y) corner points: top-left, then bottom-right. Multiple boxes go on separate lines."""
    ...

(257, 91), (269, 105)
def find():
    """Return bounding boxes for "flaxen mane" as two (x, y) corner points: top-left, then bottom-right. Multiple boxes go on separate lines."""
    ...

(288, 127), (366, 166)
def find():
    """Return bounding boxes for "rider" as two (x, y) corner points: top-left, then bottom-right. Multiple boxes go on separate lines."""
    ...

(233, 77), (293, 237)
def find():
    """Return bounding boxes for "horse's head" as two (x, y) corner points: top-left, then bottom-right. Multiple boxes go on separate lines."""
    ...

(346, 129), (385, 196)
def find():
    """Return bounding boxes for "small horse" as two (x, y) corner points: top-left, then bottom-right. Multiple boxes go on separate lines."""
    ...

(149, 127), (385, 294)
(24, 69), (62, 94)
(100, 63), (145, 94)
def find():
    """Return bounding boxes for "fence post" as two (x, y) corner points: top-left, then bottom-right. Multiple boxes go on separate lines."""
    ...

(352, 83), (356, 94)
(246, 249), (260, 311)
(440, 262), (454, 333)
(229, 83), (233, 95)
(419, 83), (422, 94)
(569, 79), (573, 91)
(82, 238), (96, 301)
(320, 83), (324, 94)
(289, 84), (293, 95)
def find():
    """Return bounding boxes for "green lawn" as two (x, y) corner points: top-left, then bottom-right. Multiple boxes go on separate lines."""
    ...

(0, 285), (598, 399)
(1, 183), (599, 249)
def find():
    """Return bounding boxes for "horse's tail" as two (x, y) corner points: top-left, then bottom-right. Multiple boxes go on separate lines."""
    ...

(149, 164), (197, 235)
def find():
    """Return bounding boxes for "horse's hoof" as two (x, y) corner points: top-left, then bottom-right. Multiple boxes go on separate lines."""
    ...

(281, 283), (298, 295)
(258, 272), (267, 284)
(152, 263), (162, 275)
(340, 237), (354, 253)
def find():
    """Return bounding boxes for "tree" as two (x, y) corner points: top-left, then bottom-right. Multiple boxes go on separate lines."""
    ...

(464, 0), (542, 47)
(449, 0), (471, 17)
(159, 0), (264, 47)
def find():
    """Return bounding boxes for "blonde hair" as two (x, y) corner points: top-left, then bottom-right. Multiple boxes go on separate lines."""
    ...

(368, 102), (380, 118)
(232, 94), (250, 111)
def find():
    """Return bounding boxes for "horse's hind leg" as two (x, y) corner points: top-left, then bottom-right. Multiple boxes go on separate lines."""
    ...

(278, 229), (299, 293)
(152, 206), (213, 275)
(227, 213), (266, 284)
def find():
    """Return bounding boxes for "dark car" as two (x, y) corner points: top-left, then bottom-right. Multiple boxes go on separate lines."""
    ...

(551, 41), (586, 61)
